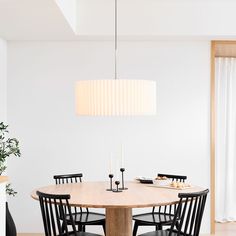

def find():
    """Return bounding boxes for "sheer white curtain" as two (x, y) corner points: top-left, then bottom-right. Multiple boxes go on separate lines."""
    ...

(215, 57), (236, 222)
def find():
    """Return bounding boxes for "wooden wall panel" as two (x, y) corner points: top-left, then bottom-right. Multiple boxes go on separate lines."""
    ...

(211, 40), (236, 234)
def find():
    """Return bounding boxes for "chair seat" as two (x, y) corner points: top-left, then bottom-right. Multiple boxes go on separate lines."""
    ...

(66, 212), (105, 224)
(138, 229), (178, 236)
(133, 212), (175, 225)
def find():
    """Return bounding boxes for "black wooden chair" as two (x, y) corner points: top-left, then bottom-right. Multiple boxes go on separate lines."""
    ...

(36, 190), (102, 236)
(138, 189), (209, 236)
(133, 174), (187, 236)
(53, 173), (106, 234)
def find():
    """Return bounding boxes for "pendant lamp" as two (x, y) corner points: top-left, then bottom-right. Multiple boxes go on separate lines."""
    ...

(75, 0), (156, 116)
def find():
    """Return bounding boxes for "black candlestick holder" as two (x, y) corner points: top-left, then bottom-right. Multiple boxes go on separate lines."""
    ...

(106, 174), (114, 191)
(119, 168), (128, 190)
(112, 180), (122, 193)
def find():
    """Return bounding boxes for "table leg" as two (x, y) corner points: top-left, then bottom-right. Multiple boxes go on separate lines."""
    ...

(106, 208), (132, 236)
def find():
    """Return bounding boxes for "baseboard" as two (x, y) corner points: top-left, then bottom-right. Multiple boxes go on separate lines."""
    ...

(17, 233), (211, 236)
(17, 233), (212, 236)
(18, 234), (44, 236)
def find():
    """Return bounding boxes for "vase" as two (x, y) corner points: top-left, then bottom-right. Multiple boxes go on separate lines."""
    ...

(6, 202), (17, 236)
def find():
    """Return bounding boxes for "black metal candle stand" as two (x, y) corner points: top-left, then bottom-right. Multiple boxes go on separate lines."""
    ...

(119, 168), (128, 190)
(112, 181), (123, 193)
(106, 174), (114, 191)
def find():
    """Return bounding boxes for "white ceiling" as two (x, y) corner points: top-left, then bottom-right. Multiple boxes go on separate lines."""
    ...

(1, 0), (236, 41)
(0, 0), (77, 40)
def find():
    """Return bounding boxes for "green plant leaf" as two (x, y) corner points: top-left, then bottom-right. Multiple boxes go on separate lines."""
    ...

(0, 122), (21, 196)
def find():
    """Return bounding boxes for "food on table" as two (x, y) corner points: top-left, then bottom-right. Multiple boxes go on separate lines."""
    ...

(170, 181), (191, 189)
(153, 176), (171, 186)
(155, 176), (168, 180)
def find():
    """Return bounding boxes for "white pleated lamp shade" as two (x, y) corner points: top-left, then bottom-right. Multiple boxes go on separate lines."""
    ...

(75, 79), (156, 116)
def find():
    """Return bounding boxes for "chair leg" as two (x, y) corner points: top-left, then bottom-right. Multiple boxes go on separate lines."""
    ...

(133, 221), (139, 236)
(155, 224), (162, 231)
(83, 225), (86, 232)
(175, 222), (180, 230)
(78, 224), (83, 231)
(61, 222), (66, 233)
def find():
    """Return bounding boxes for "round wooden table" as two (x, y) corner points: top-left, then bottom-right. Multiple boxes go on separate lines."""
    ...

(31, 181), (203, 236)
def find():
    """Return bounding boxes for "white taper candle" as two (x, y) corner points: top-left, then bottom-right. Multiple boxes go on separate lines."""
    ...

(109, 153), (113, 174)
(121, 144), (124, 168)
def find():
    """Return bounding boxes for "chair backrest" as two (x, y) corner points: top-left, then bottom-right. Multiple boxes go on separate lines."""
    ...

(53, 173), (87, 213)
(36, 191), (77, 236)
(169, 189), (209, 236)
(53, 173), (83, 184)
(153, 174), (187, 214)
(157, 173), (187, 182)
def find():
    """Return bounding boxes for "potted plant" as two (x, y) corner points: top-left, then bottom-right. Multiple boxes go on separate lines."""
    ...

(0, 122), (21, 236)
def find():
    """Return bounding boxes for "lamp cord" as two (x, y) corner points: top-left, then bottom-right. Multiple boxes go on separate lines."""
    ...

(115, 0), (118, 80)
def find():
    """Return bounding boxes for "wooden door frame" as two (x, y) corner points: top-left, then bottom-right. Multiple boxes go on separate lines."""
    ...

(210, 40), (236, 234)
(210, 40), (216, 235)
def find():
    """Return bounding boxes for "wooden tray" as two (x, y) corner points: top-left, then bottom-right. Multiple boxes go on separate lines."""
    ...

(147, 184), (193, 190)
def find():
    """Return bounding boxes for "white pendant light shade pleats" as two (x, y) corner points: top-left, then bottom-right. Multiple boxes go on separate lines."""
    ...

(76, 80), (156, 116)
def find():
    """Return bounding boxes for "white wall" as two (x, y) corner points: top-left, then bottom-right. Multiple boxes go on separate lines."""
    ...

(0, 37), (7, 236)
(0, 38), (7, 121)
(7, 40), (210, 234)
(0, 182), (6, 236)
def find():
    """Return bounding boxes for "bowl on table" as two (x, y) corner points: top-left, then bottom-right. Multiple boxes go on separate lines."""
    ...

(153, 176), (171, 186)
(135, 177), (154, 184)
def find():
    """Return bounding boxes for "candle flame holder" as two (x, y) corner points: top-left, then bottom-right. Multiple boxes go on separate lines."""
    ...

(106, 174), (114, 191)
(112, 180), (122, 193)
(119, 168), (128, 190)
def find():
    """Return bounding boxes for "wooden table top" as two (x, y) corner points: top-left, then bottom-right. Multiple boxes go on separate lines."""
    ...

(31, 181), (204, 209)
